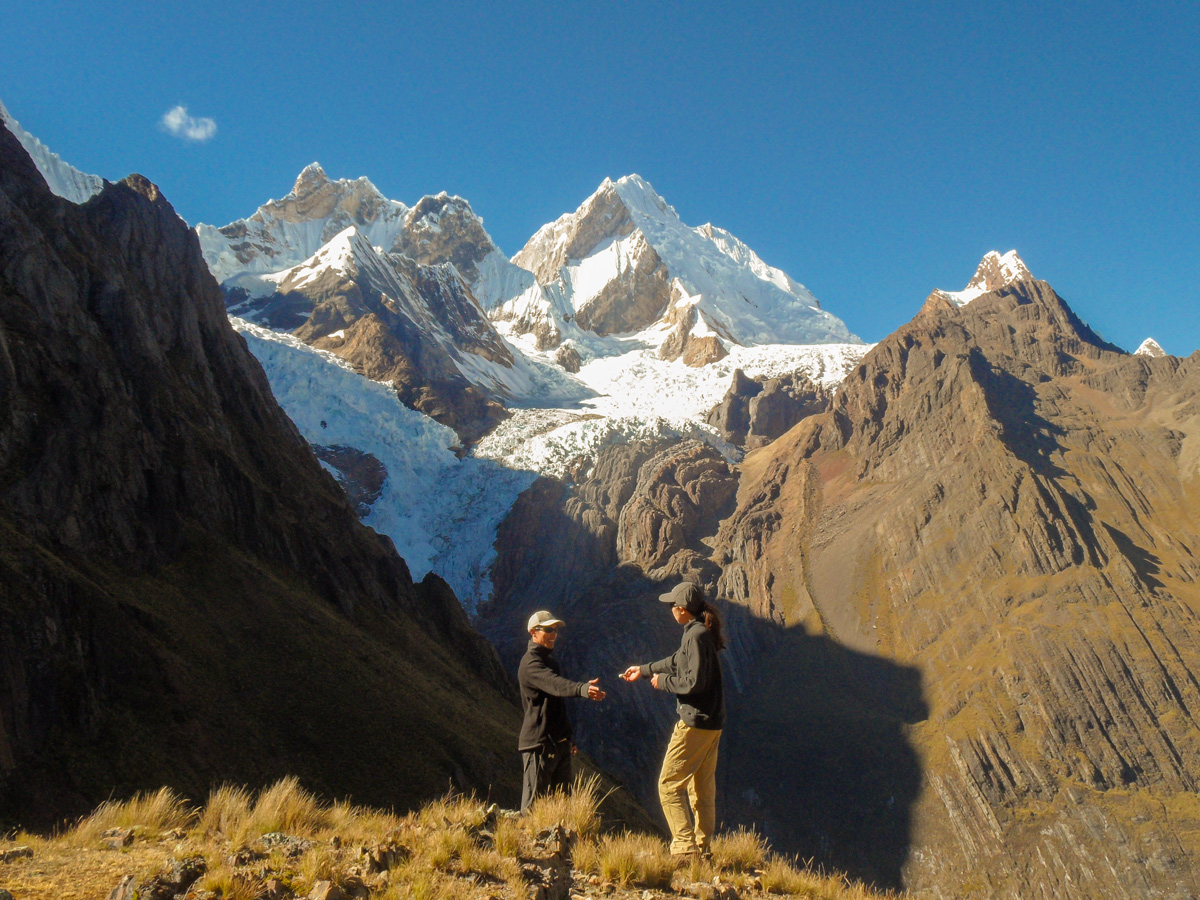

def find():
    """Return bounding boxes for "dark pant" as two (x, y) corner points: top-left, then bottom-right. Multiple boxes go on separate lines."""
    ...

(520, 740), (572, 812)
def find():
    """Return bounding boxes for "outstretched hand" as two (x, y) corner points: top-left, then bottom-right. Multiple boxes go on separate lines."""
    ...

(620, 665), (642, 682)
(586, 678), (606, 701)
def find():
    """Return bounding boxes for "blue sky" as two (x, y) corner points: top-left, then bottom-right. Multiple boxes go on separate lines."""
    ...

(4, 0), (1198, 353)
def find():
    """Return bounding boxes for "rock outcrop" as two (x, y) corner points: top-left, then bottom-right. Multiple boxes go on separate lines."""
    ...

(312, 445), (388, 516)
(0, 123), (520, 827)
(705, 369), (830, 449)
(228, 226), (512, 443)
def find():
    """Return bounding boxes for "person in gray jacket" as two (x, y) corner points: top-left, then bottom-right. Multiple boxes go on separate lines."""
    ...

(518, 610), (606, 812)
(622, 581), (725, 857)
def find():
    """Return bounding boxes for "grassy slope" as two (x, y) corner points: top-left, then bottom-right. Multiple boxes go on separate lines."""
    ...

(0, 519), (523, 826)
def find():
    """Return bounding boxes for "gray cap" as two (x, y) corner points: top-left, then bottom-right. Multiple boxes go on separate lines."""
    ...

(527, 610), (565, 632)
(659, 582), (705, 616)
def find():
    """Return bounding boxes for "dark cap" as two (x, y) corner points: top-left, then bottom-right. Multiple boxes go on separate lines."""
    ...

(659, 581), (706, 617)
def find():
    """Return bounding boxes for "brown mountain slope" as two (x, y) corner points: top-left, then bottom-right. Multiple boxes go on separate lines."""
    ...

(717, 272), (1200, 897)
(0, 123), (520, 827)
(482, 264), (1200, 897)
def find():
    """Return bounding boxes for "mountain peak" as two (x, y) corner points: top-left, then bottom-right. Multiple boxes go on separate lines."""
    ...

(0, 96), (106, 205)
(1135, 337), (1167, 358)
(966, 250), (1032, 294)
(930, 249), (1034, 309)
(293, 162), (330, 194)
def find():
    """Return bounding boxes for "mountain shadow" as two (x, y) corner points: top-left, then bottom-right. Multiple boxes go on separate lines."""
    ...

(719, 615), (926, 890)
(479, 444), (926, 890)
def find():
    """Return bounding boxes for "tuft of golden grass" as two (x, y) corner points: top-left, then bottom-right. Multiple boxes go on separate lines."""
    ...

(493, 814), (524, 858)
(524, 773), (607, 837)
(711, 825), (770, 873)
(596, 831), (676, 889)
(67, 787), (195, 846)
(198, 777), (332, 847)
(572, 836), (601, 875)
(419, 791), (485, 828)
(196, 863), (262, 900)
(247, 775), (329, 838)
(198, 783), (252, 839)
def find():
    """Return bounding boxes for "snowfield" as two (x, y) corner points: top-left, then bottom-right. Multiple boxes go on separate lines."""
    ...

(233, 319), (538, 611)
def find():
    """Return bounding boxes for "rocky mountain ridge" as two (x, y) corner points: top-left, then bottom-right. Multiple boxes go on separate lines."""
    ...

(224, 224), (515, 442)
(0, 121), (523, 826)
(479, 253), (1200, 899)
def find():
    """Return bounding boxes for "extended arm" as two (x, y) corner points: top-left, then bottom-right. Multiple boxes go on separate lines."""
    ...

(524, 655), (591, 698)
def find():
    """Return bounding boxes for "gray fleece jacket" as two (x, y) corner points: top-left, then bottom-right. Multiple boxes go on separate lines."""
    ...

(641, 620), (725, 729)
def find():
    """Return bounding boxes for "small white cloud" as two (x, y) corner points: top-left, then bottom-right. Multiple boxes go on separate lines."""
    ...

(160, 105), (217, 142)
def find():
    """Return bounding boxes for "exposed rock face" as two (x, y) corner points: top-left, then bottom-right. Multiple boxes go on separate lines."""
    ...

(658, 301), (729, 367)
(498, 175), (860, 357)
(920, 249), (1034, 314)
(196, 163), (409, 282)
(715, 267), (1200, 897)
(0, 124), (520, 826)
(229, 226), (512, 444)
(392, 192), (497, 285)
(513, 179), (636, 285)
(705, 370), (830, 449)
(554, 343), (582, 373)
(312, 445), (387, 516)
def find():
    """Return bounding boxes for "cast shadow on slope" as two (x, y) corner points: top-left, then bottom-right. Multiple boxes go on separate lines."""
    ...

(967, 348), (1066, 477)
(480, 484), (927, 891)
(719, 612), (927, 892)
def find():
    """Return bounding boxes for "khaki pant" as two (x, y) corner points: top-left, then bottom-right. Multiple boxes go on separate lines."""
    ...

(658, 720), (722, 855)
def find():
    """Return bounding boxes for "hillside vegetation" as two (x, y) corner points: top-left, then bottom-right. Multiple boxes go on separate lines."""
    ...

(0, 777), (900, 900)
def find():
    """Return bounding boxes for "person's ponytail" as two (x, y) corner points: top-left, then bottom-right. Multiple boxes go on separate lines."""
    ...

(700, 601), (726, 651)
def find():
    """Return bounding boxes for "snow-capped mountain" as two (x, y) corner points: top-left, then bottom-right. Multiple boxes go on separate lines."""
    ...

(224, 222), (586, 442)
(1135, 337), (1167, 358)
(489, 175), (862, 363)
(196, 163), (410, 282)
(923, 249), (1033, 312)
(0, 99), (105, 204)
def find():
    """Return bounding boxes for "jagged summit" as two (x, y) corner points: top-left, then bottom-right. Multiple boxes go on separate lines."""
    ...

(0, 97), (105, 204)
(1136, 337), (1167, 357)
(920, 249), (1035, 315)
(943, 250), (1033, 307)
(195, 163), (410, 283)
(495, 173), (859, 360)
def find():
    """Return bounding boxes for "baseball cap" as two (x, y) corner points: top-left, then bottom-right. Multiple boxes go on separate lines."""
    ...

(659, 582), (706, 616)
(527, 610), (566, 631)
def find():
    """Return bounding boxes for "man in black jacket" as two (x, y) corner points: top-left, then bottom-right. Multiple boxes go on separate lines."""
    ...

(518, 610), (606, 812)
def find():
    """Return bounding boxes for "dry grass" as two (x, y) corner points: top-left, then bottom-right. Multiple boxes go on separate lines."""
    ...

(67, 787), (195, 846)
(711, 825), (770, 872)
(0, 779), (902, 900)
(524, 773), (606, 837)
(245, 775), (330, 839)
(198, 784), (253, 839)
(196, 864), (263, 900)
(595, 831), (676, 889)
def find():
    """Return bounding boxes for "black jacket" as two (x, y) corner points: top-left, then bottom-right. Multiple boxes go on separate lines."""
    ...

(641, 620), (725, 730)
(517, 640), (590, 752)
